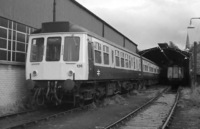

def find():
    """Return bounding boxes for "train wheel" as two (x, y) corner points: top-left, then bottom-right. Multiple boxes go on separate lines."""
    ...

(75, 95), (85, 107)
(35, 88), (45, 105)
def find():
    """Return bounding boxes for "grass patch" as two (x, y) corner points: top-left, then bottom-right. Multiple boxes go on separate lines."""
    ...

(190, 86), (200, 107)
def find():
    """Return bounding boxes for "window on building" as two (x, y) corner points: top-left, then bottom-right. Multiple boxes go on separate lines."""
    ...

(0, 27), (7, 60)
(63, 37), (80, 61)
(103, 45), (109, 65)
(0, 17), (36, 63)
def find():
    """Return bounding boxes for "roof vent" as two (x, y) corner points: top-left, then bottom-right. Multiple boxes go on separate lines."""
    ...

(42, 22), (70, 33)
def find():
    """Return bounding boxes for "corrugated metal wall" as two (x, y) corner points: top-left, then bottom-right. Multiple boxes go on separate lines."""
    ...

(0, 0), (137, 52)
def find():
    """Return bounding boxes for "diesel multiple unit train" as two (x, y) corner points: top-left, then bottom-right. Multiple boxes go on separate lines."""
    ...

(26, 22), (160, 105)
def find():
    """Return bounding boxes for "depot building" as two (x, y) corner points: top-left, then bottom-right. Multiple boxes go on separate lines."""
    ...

(0, 0), (137, 114)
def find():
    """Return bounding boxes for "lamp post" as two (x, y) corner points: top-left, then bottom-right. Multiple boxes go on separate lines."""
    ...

(187, 17), (200, 89)
(53, 0), (56, 22)
(188, 17), (200, 28)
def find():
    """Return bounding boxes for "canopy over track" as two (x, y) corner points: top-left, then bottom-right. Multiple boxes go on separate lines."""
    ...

(139, 43), (190, 85)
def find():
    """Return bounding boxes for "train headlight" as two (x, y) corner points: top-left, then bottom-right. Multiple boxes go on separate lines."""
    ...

(68, 70), (73, 77)
(32, 70), (38, 77)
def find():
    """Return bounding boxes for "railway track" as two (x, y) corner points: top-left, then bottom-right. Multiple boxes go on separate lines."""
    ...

(104, 87), (180, 129)
(0, 104), (92, 129)
(0, 109), (37, 120)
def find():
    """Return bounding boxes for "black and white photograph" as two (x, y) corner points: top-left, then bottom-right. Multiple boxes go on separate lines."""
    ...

(0, 0), (200, 128)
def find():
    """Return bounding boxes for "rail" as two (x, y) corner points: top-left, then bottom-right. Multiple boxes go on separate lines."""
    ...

(0, 109), (37, 120)
(160, 88), (181, 129)
(104, 87), (169, 129)
(2, 104), (92, 129)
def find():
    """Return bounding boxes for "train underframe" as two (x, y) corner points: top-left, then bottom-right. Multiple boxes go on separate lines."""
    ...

(27, 78), (158, 106)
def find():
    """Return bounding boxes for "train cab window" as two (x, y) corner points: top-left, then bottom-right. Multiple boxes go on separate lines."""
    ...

(103, 45), (109, 65)
(63, 36), (80, 61)
(115, 50), (120, 67)
(94, 42), (102, 64)
(120, 52), (124, 67)
(30, 38), (44, 62)
(46, 37), (61, 61)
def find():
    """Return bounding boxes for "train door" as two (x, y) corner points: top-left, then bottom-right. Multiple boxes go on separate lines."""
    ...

(110, 47), (115, 68)
(88, 40), (95, 79)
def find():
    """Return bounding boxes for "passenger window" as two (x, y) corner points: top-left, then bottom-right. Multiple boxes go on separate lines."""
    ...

(94, 42), (102, 64)
(115, 50), (120, 67)
(112, 50), (114, 64)
(103, 45), (109, 65)
(128, 55), (131, 69)
(131, 57), (134, 69)
(125, 54), (128, 68)
(120, 52), (124, 67)
(139, 60), (141, 71)
(133, 57), (136, 69)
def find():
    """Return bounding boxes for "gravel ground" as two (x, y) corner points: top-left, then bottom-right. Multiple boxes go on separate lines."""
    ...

(170, 87), (200, 129)
(120, 93), (176, 129)
(27, 87), (163, 129)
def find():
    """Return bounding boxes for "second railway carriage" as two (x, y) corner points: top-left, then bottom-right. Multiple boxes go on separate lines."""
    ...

(26, 22), (159, 105)
(142, 58), (160, 86)
(167, 65), (184, 90)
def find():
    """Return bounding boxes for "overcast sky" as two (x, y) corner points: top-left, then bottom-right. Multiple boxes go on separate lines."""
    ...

(76, 0), (200, 50)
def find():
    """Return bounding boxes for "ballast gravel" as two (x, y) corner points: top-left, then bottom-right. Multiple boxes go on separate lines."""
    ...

(120, 93), (176, 129)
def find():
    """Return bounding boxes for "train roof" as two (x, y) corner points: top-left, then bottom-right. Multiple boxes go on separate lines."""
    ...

(31, 21), (159, 67)
(33, 21), (92, 34)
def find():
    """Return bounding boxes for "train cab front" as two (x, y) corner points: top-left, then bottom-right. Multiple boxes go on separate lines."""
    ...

(25, 33), (88, 105)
